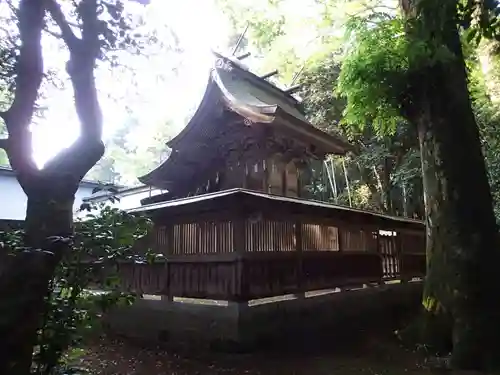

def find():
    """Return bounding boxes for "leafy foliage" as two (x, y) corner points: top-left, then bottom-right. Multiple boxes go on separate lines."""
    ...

(298, 60), (344, 132)
(337, 16), (411, 133)
(0, 199), (154, 374)
(467, 42), (500, 222)
(334, 3), (500, 222)
(86, 116), (174, 185)
(298, 50), (423, 217)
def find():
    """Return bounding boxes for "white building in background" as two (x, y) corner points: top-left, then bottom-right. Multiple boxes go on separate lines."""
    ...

(81, 184), (166, 212)
(0, 166), (123, 221)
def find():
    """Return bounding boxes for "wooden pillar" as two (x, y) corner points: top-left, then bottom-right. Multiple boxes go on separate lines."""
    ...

(233, 216), (247, 301)
(163, 225), (174, 301)
(396, 231), (406, 282)
(337, 227), (346, 291)
(237, 162), (247, 189)
(285, 160), (299, 197)
(338, 227), (343, 252)
(296, 160), (306, 198)
(375, 230), (384, 285)
(232, 215), (249, 346)
(295, 220), (305, 299)
(263, 159), (269, 192)
(244, 162), (249, 189)
(267, 157), (285, 195)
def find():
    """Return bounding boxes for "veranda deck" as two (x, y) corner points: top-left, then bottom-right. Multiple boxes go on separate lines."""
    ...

(114, 189), (426, 302)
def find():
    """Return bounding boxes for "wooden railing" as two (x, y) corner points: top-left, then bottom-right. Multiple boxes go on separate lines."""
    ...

(111, 196), (427, 301)
(115, 247), (425, 301)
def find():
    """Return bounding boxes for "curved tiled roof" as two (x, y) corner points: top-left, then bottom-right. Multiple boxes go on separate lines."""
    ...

(139, 52), (352, 190)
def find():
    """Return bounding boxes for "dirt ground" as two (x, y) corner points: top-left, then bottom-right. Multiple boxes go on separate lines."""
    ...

(77, 334), (433, 375)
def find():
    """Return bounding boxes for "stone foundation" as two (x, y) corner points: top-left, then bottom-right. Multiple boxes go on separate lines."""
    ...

(104, 281), (423, 350)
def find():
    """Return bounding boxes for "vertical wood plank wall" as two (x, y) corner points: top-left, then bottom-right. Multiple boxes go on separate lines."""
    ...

(220, 158), (301, 197)
(118, 216), (426, 301)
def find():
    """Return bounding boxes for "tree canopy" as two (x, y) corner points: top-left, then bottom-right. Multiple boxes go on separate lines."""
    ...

(219, 0), (500, 370)
(3, 0), (500, 372)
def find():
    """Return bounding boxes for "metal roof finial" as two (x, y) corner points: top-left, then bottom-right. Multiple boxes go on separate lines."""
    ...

(231, 23), (250, 56)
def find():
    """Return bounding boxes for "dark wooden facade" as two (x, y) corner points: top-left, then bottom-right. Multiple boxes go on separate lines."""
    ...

(125, 53), (426, 302)
(117, 190), (426, 301)
(138, 53), (352, 204)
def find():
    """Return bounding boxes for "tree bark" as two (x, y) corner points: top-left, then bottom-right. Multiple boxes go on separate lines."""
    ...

(381, 157), (393, 214)
(0, 1), (105, 373)
(0, 187), (76, 374)
(401, 0), (500, 369)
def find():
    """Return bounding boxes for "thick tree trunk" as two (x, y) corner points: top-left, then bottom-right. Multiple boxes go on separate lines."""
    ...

(0, 185), (76, 374)
(416, 79), (500, 368)
(0, 1), (105, 373)
(401, 1), (500, 369)
(0, 160), (103, 375)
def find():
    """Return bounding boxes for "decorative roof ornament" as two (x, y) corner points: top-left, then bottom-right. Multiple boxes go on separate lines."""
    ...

(215, 58), (233, 72)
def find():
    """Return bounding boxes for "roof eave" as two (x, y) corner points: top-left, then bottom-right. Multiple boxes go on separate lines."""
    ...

(273, 108), (353, 155)
(127, 188), (424, 231)
(166, 76), (218, 150)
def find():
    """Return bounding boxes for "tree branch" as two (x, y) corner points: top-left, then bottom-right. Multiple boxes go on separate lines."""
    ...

(45, 0), (80, 49)
(0, 138), (8, 151)
(43, 28), (63, 39)
(4, 0), (45, 179)
(44, 137), (104, 181)
(69, 0), (102, 142)
(80, 0), (100, 57)
(45, 0), (104, 176)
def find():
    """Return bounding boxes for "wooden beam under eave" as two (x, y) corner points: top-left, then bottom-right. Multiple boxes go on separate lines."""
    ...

(260, 70), (279, 80)
(237, 52), (251, 60)
(284, 84), (302, 95)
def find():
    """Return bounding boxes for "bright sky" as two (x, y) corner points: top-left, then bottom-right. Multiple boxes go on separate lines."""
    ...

(33, 0), (231, 167)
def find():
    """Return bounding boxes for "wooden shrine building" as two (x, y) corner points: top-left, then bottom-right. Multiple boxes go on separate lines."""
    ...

(119, 52), (427, 302)
(139, 52), (353, 202)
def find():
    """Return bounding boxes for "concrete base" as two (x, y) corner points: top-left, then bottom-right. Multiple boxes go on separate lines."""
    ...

(104, 281), (423, 351)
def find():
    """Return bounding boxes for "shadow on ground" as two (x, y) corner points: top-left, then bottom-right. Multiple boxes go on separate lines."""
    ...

(80, 292), (431, 375)
(80, 330), (429, 375)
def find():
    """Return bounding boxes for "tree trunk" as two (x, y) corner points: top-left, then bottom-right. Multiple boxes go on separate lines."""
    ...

(0, 184), (76, 374)
(402, 183), (408, 217)
(381, 157), (393, 214)
(0, 1), (105, 373)
(401, 1), (500, 369)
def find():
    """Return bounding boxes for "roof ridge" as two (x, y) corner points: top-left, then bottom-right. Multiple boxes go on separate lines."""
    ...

(212, 51), (302, 109)
(129, 188), (424, 227)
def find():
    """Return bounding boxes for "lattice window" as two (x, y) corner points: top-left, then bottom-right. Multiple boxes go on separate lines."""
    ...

(339, 228), (369, 251)
(302, 224), (339, 251)
(245, 220), (296, 252)
(167, 221), (234, 255)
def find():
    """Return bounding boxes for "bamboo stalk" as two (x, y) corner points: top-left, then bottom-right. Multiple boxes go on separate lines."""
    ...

(324, 160), (335, 202)
(331, 158), (338, 203)
(342, 158), (352, 207)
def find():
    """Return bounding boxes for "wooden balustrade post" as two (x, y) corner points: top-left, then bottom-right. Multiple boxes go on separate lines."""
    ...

(233, 216), (246, 301)
(375, 230), (384, 286)
(337, 227), (346, 291)
(295, 220), (305, 299)
(338, 227), (344, 252)
(232, 215), (250, 346)
(162, 225), (174, 302)
(395, 231), (405, 283)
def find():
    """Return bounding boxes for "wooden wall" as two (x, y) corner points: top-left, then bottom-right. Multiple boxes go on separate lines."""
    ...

(116, 214), (426, 301)
(218, 157), (301, 198)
